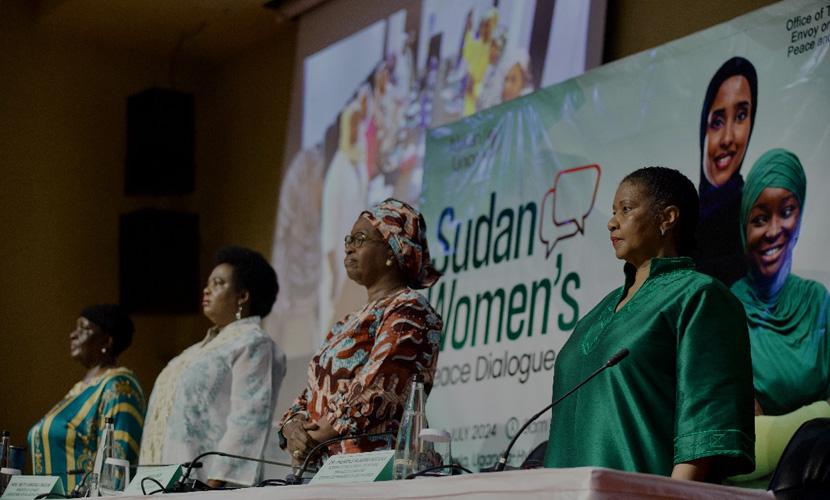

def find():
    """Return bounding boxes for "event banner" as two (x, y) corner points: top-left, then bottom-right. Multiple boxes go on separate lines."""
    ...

(421, 0), (830, 470)
(268, 0), (604, 356)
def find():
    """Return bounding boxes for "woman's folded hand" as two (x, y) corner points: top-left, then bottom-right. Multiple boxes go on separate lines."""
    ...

(284, 417), (317, 463)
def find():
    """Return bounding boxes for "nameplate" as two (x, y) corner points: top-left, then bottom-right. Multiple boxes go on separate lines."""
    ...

(123, 465), (182, 496)
(1, 475), (64, 500)
(309, 450), (394, 484)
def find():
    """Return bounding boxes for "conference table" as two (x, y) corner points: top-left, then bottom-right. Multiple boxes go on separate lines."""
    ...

(120, 467), (774, 499)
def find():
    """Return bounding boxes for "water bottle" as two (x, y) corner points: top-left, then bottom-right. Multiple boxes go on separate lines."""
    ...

(393, 374), (426, 479)
(90, 418), (115, 496)
(0, 431), (9, 469)
(0, 431), (12, 495)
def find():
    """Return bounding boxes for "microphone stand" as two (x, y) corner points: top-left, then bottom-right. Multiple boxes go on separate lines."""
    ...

(176, 451), (294, 491)
(493, 348), (629, 472)
(70, 471), (92, 498)
(405, 463), (474, 479)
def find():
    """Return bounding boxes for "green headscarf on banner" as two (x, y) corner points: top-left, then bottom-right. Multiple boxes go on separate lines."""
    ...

(739, 148), (806, 251)
(731, 148), (830, 416)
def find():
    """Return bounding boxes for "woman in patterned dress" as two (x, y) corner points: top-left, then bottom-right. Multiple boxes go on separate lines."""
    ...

(139, 246), (285, 487)
(278, 198), (444, 465)
(28, 304), (145, 492)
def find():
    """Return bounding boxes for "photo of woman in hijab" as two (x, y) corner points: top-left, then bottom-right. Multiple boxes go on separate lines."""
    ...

(728, 148), (830, 484)
(695, 56), (758, 286)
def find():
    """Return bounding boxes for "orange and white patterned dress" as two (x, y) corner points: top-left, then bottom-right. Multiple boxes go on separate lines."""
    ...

(281, 287), (442, 455)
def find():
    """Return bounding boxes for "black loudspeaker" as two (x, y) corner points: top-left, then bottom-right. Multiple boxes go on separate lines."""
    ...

(120, 209), (200, 314)
(125, 88), (195, 195)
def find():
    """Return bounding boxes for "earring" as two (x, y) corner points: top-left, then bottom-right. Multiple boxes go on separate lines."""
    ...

(235, 305), (242, 320)
(385, 258), (393, 267)
(101, 347), (107, 355)
(660, 228), (666, 237)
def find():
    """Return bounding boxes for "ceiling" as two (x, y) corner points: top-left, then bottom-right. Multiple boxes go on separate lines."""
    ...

(33, 0), (322, 63)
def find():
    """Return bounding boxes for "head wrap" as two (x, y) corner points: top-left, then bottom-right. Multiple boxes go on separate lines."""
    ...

(80, 304), (135, 356)
(360, 198), (442, 289)
(740, 148), (806, 251)
(731, 150), (817, 416)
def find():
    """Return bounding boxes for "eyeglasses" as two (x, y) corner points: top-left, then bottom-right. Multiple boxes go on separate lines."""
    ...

(344, 233), (384, 248)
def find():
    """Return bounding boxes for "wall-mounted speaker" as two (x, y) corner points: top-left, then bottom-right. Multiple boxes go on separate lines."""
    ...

(120, 209), (200, 314)
(125, 87), (195, 195)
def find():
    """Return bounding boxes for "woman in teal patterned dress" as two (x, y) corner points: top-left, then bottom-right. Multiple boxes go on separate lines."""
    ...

(28, 304), (145, 491)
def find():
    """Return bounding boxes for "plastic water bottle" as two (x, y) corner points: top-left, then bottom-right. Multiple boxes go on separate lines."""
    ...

(393, 375), (426, 479)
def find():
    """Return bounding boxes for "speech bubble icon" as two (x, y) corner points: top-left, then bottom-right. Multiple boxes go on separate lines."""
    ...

(538, 164), (602, 258)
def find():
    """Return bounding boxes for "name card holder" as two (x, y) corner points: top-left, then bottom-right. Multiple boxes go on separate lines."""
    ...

(309, 450), (394, 484)
(1, 475), (64, 500)
(123, 465), (182, 496)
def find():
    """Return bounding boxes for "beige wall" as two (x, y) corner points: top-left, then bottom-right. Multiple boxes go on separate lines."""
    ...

(604, 0), (778, 61)
(0, 0), (774, 464)
(0, 1), (296, 455)
(195, 26), (296, 258)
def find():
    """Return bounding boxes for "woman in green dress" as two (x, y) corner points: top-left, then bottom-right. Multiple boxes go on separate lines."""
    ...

(729, 149), (830, 481)
(544, 167), (755, 481)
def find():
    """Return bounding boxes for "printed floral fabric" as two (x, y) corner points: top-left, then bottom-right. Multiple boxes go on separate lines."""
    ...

(139, 317), (286, 485)
(28, 367), (145, 491)
(280, 288), (442, 455)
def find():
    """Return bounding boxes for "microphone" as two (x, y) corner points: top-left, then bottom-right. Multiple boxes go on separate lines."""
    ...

(290, 431), (395, 484)
(492, 347), (629, 472)
(138, 462), (202, 469)
(174, 451), (294, 491)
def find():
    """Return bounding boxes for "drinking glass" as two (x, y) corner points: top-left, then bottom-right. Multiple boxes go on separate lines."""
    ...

(418, 428), (452, 476)
(99, 457), (131, 495)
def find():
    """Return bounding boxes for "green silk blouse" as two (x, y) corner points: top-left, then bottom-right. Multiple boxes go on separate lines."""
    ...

(544, 257), (755, 477)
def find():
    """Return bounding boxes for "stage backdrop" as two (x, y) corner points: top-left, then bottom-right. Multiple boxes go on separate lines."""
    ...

(268, 0), (606, 357)
(421, 0), (830, 470)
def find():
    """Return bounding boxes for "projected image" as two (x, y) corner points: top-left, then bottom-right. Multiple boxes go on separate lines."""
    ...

(418, 0), (543, 123)
(272, 0), (604, 352)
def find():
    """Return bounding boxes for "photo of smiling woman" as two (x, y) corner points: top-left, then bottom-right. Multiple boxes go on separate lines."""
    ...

(278, 199), (443, 466)
(696, 57), (758, 286)
(544, 167), (754, 482)
(728, 149), (830, 482)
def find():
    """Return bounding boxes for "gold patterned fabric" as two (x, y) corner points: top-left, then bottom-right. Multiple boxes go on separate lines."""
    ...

(28, 367), (145, 491)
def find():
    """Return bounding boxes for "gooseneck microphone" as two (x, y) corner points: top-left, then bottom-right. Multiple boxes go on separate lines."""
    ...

(175, 451), (294, 491)
(291, 431), (395, 484)
(493, 348), (630, 472)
